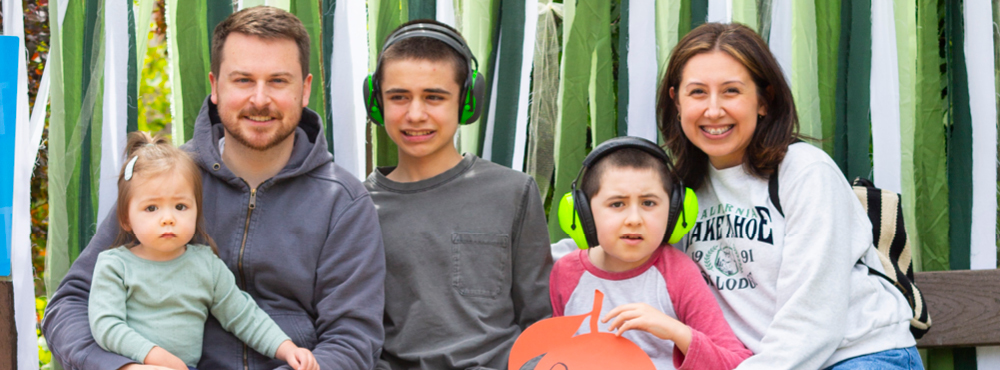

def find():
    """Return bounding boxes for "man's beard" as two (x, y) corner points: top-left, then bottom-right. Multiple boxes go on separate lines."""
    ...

(222, 106), (299, 151)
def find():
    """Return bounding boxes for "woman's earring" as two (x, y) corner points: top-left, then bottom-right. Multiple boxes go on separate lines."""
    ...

(677, 114), (682, 123)
(757, 114), (765, 121)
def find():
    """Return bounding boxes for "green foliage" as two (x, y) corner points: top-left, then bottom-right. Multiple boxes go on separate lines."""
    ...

(138, 10), (172, 138)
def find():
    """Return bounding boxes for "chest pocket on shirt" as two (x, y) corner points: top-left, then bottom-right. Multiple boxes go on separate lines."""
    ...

(451, 232), (510, 298)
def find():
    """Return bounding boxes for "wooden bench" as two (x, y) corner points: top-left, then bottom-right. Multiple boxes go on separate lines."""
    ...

(915, 269), (1000, 348)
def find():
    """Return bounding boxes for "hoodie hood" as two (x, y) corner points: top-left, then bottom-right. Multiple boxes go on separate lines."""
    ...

(186, 96), (333, 189)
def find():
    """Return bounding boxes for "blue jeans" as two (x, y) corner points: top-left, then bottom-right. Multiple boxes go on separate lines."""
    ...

(825, 347), (924, 370)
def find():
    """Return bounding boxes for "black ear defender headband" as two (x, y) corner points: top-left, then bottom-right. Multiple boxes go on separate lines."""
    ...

(362, 22), (486, 125)
(564, 136), (698, 248)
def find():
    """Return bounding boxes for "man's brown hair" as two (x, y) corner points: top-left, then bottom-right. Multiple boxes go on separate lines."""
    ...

(657, 22), (801, 191)
(211, 6), (311, 78)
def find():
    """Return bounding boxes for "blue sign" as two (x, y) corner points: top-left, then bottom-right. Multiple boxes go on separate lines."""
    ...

(0, 36), (19, 276)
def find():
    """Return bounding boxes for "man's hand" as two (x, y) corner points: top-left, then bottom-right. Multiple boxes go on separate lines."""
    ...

(275, 340), (319, 370)
(141, 346), (188, 370)
(602, 302), (693, 354)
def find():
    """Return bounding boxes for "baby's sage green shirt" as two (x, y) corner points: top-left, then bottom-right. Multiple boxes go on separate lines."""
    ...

(88, 244), (289, 366)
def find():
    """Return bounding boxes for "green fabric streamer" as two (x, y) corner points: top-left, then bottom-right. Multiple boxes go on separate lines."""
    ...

(814, 0), (839, 154)
(844, 0), (871, 181)
(490, 0), (526, 168)
(618, 0), (629, 136)
(127, 0), (139, 133)
(290, 0), (326, 126)
(895, 0), (920, 269)
(914, 0), (949, 273)
(589, 1), (616, 146)
(167, 0), (210, 145)
(546, 0), (606, 241)
(409, 0), (436, 20)
(369, 0), (405, 168)
(323, 0), (336, 156)
(790, 0), (821, 142)
(657, 0), (681, 83)
(690, 0), (707, 29)
(946, 0), (972, 273)
(731, 0), (757, 30)
(456, 0), (500, 157)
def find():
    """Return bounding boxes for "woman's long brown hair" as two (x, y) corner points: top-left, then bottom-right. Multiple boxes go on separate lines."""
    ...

(657, 22), (801, 190)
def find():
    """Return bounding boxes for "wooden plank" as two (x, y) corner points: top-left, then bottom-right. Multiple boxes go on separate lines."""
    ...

(916, 269), (1000, 348)
(0, 280), (16, 369)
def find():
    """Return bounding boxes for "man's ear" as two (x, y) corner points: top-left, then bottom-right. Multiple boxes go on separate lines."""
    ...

(302, 73), (313, 108)
(209, 72), (219, 105)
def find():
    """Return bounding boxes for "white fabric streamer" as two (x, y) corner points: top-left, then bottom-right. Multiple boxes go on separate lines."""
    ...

(625, 0), (657, 142)
(511, 0), (538, 172)
(437, 0), (457, 27)
(1, 0), (41, 367)
(707, 0), (732, 23)
(330, 0), (369, 179)
(98, 0), (130, 227)
(482, 32), (502, 162)
(870, 1), (901, 194)
(768, 0), (792, 85)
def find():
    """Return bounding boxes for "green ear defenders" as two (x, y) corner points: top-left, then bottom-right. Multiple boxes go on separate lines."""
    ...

(558, 136), (699, 249)
(362, 22), (486, 125)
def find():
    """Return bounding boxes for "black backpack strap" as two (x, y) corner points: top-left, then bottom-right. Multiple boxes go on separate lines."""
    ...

(769, 168), (783, 218)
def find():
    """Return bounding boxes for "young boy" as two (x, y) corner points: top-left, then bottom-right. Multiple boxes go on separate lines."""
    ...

(363, 20), (553, 370)
(549, 137), (751, 370)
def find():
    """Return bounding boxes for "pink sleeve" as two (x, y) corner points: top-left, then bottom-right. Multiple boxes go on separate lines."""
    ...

(658, 247), (753, 370)
(549, 251), (586, 317)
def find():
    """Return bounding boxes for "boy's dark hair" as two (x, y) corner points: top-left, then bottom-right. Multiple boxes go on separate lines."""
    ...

(376, 19), (469, 88)
(581, 148), (675, 201)
(211, 6), (311, 78)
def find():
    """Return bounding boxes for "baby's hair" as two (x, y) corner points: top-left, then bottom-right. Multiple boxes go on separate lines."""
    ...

(111, 131), (218, 254)
(580, 148), (675, 201)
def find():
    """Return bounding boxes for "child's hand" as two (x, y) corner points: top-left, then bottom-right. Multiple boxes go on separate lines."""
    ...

(602, 302), (693, 354)
(142, 346), (188, 370)
(275, 340), (319, 370)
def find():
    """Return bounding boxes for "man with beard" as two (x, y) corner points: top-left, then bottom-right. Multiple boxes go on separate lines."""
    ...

(42, 6), (385, 370)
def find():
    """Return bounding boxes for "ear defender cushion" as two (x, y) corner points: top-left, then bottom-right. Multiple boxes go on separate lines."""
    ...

(666, 187), (699, 245)
(460, 70), (487, 124)
(362, 74), (384, 125)
(558, 192), (590, 250)
(571, 188), (599, 248)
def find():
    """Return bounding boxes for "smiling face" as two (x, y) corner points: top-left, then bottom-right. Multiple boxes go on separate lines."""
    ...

(670, 50), (766, 169)
(590, 167), (671, 272)
(124, 169), (198, 261)
(209, 32), (312, 152)
(380, 58), (463, 167)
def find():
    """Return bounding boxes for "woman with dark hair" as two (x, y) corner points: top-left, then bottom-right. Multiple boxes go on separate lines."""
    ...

(658, 23), (922, 370)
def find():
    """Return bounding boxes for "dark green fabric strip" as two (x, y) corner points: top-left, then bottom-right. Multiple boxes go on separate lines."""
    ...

(372, 0), (405, 167)
(679, 0), (692, 35)
(205, 1), (231, 54)
(408, 0), (435, 21)
(617, 0), (629, 137)
(832, 0), (851, 172)
(946, 0), (972, 273)
(127, 0), (138, 133)
(844, 0), (871, 181)
(489, 0), (526, 168)
(690, 0), (707, 30)
(78, 0), (102, 252)
(323, 0), (336, 156)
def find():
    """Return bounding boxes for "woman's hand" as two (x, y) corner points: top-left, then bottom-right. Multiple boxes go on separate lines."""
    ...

(140, 346), (188, 370)
(275, 340), (319, 370)
(602, 302), (694, 354)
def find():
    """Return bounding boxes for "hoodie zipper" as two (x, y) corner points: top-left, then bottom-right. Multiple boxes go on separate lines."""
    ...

(239, 187), (256, 370)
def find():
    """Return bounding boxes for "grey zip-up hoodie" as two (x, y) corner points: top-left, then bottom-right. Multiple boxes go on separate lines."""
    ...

(43, 97), (386, 370)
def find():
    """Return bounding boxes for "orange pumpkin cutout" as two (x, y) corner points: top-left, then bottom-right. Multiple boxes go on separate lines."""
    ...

(508, 290), (656, 370)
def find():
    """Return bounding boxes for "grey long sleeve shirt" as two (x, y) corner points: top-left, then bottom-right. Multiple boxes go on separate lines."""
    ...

(367, 154), (553, 370)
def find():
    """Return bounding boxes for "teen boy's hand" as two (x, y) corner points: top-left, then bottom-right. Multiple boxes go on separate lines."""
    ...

(142, 346), (188, 370)
(602, 302), (694, 354)
(275, 340), (319, 370)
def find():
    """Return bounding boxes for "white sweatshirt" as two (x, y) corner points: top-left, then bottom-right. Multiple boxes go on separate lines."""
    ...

(678, 142), (915, 370)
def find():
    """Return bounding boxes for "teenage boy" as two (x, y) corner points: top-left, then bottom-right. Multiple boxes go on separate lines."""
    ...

(43, 7), (385, 370)
(363, 20), (553, 370)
